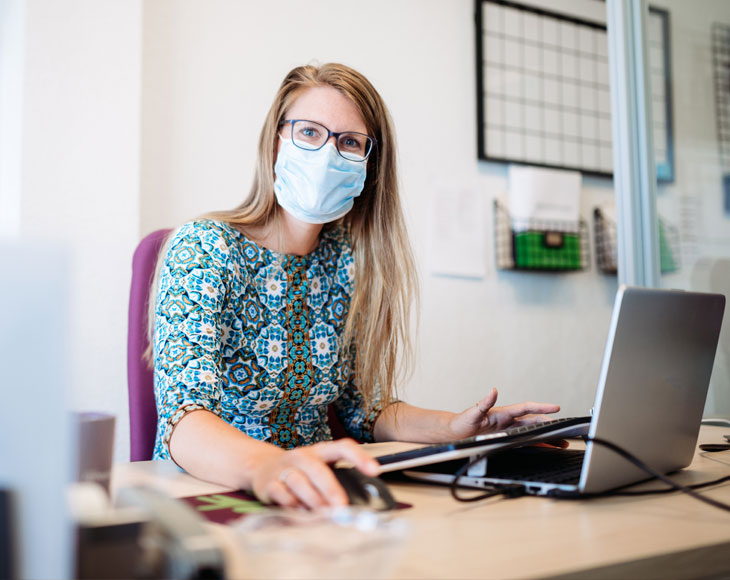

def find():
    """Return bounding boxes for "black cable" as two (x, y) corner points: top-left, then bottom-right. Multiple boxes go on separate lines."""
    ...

(612, 474), (730, 496)
(450, 446), (528, 502)
(448, 437), (730, 513)
(449, 483), (510, 503)
(584, 437), (730, 512)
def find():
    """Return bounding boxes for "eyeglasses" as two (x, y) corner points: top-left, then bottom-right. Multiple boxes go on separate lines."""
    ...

(279, 119), (376, 162)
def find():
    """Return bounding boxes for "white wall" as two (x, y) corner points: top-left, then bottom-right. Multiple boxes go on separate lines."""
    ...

(11, 0), (728, 463)
(19, 0), (142, 460)
(0, 0), (24, 237)
(140, 0), (618, 422)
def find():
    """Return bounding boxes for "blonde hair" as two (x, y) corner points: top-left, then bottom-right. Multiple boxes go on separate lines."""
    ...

(150, 62), (418, 407)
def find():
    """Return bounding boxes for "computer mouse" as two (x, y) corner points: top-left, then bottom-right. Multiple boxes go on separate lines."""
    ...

(331, 466), (397, 511)
(699, 443), (730, 452)
(701, 417), (730, 428)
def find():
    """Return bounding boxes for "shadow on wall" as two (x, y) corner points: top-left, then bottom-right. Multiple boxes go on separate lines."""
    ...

(496, 269), (618, 307)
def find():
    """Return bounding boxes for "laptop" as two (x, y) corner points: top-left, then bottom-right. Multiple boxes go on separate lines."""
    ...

(376, 286), (726, 496)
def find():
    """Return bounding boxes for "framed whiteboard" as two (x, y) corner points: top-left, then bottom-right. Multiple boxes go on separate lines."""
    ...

(475, 0), (674, 182)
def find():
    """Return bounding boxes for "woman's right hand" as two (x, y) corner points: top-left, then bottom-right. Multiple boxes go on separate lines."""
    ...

(250, 438), (381, 509)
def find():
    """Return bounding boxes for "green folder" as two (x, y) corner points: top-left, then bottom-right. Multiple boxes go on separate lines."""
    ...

(658, 220), (677, 273)
(513, 230), (581, 270)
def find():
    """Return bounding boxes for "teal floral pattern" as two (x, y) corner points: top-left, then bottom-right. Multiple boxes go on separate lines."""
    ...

(152, 220), (382, 459)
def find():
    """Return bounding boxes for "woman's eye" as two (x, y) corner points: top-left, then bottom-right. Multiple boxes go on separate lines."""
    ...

(341, 135), (364, 151)
(296, 123), (322, 141)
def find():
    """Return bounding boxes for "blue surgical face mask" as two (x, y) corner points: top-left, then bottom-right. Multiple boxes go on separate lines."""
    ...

(273, 139), (367, 224)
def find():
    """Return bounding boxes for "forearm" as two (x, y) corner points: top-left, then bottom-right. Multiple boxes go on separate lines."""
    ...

(168, 408), (381, 509)
(374, 390), (562, 444)
(168, 409), (283, 490)
(373, 401), (457, 443)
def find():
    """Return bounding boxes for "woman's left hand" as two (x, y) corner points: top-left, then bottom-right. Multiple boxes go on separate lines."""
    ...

(447, 387), (561, 440)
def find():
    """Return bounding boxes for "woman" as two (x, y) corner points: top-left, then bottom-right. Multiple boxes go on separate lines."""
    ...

(151, 62), (560, 509)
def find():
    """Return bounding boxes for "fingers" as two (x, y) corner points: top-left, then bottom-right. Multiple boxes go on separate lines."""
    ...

(309, 438), (381, 476)
(498, 402), (560, 419)
(528, 403), (561, 414)
(510, 401), (560, 417)
(531, 441), (570, 450)
(277, 464), (338, 509)
(509, 413), (560, 425)
(486, 404), (561, 431)
(265, 480), (300, 508)
(254, 439), (378, 510)
(452, 392), (563, 438)
(474, 388), (499, 414)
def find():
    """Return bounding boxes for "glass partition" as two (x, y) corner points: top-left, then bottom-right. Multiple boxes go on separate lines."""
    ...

(635, 0), (730, 416)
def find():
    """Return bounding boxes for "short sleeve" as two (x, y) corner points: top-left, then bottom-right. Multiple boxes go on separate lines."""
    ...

(152, 221), (231, 458)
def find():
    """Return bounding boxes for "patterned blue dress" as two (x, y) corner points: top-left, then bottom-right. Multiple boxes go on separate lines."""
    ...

(152, 220), (383, 460)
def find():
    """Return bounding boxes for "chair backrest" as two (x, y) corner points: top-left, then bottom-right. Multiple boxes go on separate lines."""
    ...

(127, 228), (347, 461)
(127, 228), (171, 461)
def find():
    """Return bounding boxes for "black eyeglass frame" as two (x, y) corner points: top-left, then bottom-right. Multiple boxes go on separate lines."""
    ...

(279, 119), (377, 162)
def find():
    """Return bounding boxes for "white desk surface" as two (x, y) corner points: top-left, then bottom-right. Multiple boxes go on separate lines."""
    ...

(112, 426), (730, 579)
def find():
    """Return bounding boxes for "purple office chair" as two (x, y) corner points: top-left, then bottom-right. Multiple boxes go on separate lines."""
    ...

(127, 228), (172, 461)
(127, 228), (347, 461)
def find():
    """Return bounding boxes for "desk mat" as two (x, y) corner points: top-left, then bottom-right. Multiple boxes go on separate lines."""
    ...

(181, 491), (411, 525)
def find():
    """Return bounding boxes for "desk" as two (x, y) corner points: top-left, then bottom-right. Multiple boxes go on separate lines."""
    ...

(111, 426), (730, 579)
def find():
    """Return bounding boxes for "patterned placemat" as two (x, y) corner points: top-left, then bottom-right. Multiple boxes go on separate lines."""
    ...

(181, 491), (412, 525)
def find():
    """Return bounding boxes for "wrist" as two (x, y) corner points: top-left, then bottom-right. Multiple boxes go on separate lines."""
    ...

(441, 411), (463, 441)
(237, 440), (285, 490)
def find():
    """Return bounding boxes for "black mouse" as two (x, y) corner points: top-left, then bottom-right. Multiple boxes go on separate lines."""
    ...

(331, 466), (397, 511)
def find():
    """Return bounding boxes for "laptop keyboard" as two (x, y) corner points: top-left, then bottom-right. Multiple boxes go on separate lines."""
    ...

(485, 447), (585, 484)
(377, 416), (591, 467)
(498, 416), (590, 439)
(405, 447), (586, 484)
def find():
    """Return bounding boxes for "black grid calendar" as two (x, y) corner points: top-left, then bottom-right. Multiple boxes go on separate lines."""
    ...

(476, 0), (674, 181)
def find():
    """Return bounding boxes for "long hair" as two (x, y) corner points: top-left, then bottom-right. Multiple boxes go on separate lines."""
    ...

(149, 62), (418, 407)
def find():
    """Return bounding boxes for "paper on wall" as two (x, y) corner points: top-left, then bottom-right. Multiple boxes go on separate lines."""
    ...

(508, 166), (582, 231)
(429, 184), (486, 279)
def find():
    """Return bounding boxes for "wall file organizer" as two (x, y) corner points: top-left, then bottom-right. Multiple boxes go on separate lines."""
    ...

(712, 23), (730, 172)
(494, 200), (588, 271)
(593, 207), (680, 274)
(657, 218), (680, 273)
(593, 208), (618, 273)
(712, 22), (730, 214)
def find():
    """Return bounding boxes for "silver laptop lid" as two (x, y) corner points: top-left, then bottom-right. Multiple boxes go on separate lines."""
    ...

(580, 286), (725, 493)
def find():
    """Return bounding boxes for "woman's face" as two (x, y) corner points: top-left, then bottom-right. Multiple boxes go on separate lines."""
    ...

(276, 86), (369, 159)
